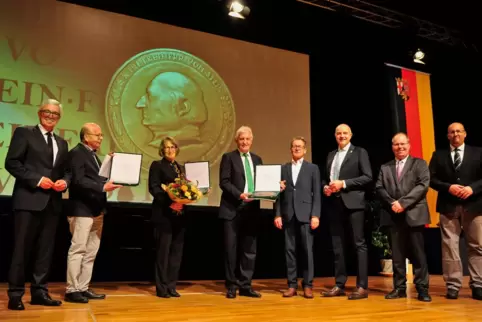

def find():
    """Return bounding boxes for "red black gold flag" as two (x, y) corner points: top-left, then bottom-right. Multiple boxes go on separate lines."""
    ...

(385, 63), (438, 227)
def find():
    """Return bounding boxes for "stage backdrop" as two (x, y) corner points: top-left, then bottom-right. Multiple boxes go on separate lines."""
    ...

(0, 0), (311, 207)
(386, 63), (438, 227)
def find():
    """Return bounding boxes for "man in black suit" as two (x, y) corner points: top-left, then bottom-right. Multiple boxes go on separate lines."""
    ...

(64, 123), (122, 303)
(429, 122), (482, 301)
(219, 126), (263, 299)
(322, 124), (372, 300)
(5, 99), (71, 310)
(376, 132), (431, 302)
(275, 136), (321, 299)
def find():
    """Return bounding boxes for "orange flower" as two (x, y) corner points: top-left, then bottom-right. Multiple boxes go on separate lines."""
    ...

(181, 185), (188, 191)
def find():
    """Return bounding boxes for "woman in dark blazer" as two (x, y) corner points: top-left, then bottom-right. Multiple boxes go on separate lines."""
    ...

(148, 136), (185, 298)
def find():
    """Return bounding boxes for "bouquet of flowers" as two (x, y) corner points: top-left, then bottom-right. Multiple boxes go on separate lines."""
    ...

(161, 177), (203, 205)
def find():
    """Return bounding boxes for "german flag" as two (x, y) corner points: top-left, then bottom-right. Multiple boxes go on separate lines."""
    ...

(385, 63), (438, 227)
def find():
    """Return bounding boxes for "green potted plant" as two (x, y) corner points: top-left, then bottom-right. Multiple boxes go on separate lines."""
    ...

(367, 198), (393, 275)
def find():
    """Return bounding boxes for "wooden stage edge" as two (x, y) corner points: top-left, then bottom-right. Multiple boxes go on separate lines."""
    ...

(0, 275), (481, 321)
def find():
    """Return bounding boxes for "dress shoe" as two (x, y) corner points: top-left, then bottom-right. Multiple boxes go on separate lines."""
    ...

(8, 297), (24, 310)
(417, 290), (432, 302)
(239, 288), (261, 298)
(348, 287), (368, 300)
(472, 287), (482, 300)
(322, 286), (346, 297)
(65, 292), (89, 303)
(226, 288), (236, 299)
(446, 289), (459, 299)
(385, 289), (407, 299)
(282, 288), (297, 297)
(156, 291), (171, 298)
(303, 287), (314, 299)
(31, 293), (62, 306)
(82, 289), (106, 300)
(168, 288), (181, 298)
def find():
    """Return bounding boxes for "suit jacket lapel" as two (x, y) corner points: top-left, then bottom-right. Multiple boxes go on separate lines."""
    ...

(389, 160), (399, 186)
(286, 162), (294, 187)
(460, 145), (470, 171)
(234, 151), (245, 180)
(327, 151), (336, 174)
(295, 161), (307, 187)
(446, 150), (455, 173)
(33, 126), (52, 166)
(339, 145), (355, 170)
(53, 134), (64, 168)
(398, 156), (412, 182)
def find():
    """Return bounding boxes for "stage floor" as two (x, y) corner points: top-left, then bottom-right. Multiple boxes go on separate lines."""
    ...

(0, 276), (480, 321)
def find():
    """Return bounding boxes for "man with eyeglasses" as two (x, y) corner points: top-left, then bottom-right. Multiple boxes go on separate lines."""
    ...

(64, 123), (122, 303)
(5, 99), (71, 310)
(274, 137), (321, 299)
(429, 122), (482, 301)
(376, 133), (431, 302)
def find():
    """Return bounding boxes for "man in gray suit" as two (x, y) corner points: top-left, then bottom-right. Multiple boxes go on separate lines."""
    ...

(376, 132), (431, 302)
(274, 136), (321, 299)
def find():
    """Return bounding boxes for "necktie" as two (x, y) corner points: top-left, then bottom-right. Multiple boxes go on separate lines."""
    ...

(46, 132), (54, 165)
(243, 153), (254, 193)
(332, 151), (341, 181)
(396, 161), (403, 180)
(453, 148), (461, 171)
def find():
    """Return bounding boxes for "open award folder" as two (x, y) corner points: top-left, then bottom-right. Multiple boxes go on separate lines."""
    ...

(184, 161), (210, 194)
(246, 164), (281, 202)
(98, 152), (142, 186)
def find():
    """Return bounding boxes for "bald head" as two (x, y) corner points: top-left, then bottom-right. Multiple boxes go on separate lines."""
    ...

(80, 123), (103, 150)
(392, 132), (410, 160)
(447, 122), (466, 148)
(335, 124), (352, 148)
(391, 132), (410, 144)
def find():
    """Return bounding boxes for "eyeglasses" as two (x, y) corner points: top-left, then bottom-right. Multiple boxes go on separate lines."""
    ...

(40, 110), (61, 118)
(86, 133), (103, 138)
(291, 145), (305, 149)
(448, 130), (465, 135)
(164, 146), (177, 150)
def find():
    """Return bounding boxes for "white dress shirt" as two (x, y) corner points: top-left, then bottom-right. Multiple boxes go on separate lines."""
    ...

(38, 124), (59, 164)
(239, 151), (255, 193)
(291, 158), (303, 185)
(450, 143), (465, 164)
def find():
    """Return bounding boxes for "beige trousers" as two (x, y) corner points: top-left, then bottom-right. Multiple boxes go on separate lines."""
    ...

(66, 215), (104, 293)
(440, 206), (482, 291)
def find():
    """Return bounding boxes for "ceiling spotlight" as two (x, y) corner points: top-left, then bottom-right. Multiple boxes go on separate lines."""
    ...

(228, 1), (250, 19)
(413, 49), (425, 64)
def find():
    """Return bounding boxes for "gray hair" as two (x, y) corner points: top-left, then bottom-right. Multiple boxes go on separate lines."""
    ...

(235, 126), (253, 140)
(38, 98), (63, 117)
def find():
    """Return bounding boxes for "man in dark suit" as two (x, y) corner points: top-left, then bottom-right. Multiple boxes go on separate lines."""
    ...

(274, 136), (321, 299)
(5, 99), (71, 310)
(219, 126), (263, 299)
(429, 122), (482, 301)
(64, 123), (122, 303)
(322, 124), (372, 300)
(376, 132), (431, 302)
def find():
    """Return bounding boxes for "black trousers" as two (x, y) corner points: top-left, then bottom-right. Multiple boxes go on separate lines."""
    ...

(8, 200), (60, 298)
(390, 222), (429, 291)
(154, 215), (185, 294)
(223, 208), (259, 290)
(284, 216), (314, 289)
(328, 197), (368, 289)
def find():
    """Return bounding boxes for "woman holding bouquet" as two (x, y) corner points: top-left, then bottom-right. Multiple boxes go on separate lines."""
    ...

(148, 136), (186, 298)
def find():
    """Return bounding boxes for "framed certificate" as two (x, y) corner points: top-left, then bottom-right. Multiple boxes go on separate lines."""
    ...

(185, 161), (210, 193)
(247, 164), (281, 202)
(99, 152), (142, 186)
